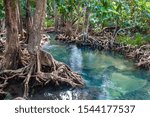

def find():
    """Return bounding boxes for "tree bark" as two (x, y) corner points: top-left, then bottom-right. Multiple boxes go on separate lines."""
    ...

(4, 0), (19, 69)
(0, 19), (5, 33)
(54, 0), (58, 31)
(16, 0), (23, 39)
(83, 6), (90, 41)
(25, 0), (32, 43)
(75, 3), (80, 35)
(27, 0), (47, 55)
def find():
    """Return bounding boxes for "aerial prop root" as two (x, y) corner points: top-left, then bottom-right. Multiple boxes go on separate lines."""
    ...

(0, 49), (84, 98)
(23, 49), (84, 98)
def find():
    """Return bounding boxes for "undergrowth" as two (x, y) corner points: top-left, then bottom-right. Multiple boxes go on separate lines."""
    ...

(117, 33), (150, 46)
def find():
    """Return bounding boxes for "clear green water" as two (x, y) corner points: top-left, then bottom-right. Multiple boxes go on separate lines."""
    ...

(32, 34), (150, 100)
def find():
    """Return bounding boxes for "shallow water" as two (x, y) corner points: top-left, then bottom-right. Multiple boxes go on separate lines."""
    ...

(31, 34), (150, 100)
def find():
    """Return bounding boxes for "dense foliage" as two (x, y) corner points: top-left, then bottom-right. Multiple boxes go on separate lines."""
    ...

(0, 0), (150, 45)
(46, 0), (150, 29)
(0, 0), (4, 19)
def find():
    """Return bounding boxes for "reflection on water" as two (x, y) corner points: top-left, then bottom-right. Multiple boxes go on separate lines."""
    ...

(32, 34), (150, 100)
(70, 45), (83, 73)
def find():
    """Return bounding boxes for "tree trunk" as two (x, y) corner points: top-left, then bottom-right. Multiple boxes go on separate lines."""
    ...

(27, 0), (47, 55)
(75, 3), (80, 35)
(25, 0), (32, 43)
(0, 19), (5, 33)
(148, 19), (150, 34)
(83, 6), (90, 41)
(54, 0), (58, 31)
(4, 0), (19, 69)
(16, 0), (23, 39)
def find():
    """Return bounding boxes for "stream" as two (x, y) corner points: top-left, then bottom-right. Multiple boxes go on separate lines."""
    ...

(31, 34), (150, 100)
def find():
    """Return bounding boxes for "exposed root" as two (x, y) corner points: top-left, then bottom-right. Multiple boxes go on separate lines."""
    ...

(23, 65), (33, 98)
(0, 45), (84, 99)
(56, 29), (150, 71)
(0, 78), (7, 99)
(38, 50), (84, 87)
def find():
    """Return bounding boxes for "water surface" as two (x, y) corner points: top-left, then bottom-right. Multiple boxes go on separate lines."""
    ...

(32, 34), (150, 100)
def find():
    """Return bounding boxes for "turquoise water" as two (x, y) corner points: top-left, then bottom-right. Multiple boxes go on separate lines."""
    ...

(31, 34), (150, 100)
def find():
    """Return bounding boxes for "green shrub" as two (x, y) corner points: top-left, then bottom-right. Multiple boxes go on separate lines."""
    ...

(116, 33), (149, 46)
(44, 18), (54, 27)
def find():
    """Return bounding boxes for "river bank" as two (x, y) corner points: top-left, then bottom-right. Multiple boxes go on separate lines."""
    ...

(0, 32), (150, 100)
(32, 33), (150, 100)
(55, 29), (150, 71)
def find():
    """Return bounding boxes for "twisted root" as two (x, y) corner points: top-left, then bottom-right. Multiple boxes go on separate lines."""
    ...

(0, 48), (84, 99)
